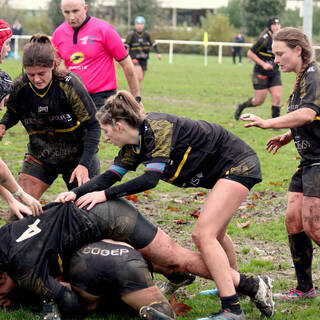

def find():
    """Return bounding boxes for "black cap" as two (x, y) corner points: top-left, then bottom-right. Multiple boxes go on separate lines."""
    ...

(268, 16), (280, 30)
(0, 70), (13, 102)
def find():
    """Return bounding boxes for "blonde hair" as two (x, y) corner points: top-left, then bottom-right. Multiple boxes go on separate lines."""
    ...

(96, 90), (145, 128)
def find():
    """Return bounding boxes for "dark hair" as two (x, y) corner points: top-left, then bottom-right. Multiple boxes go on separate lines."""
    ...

(267, 16), (280, 30)
(274, 27), (313, 94)
(22, 33), (67, 79)
(96, 90), (145, 128)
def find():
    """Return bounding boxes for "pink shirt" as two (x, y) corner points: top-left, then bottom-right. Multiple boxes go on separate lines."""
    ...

(52, 17), (128, 94)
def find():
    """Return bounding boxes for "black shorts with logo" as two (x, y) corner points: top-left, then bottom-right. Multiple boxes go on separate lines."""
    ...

(20, 153), (100, 190)
(289, 165), (320, 198)
(252, 71), (282, 90)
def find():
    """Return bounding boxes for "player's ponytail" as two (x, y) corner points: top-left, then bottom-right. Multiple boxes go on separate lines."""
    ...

(96, 90), (145, 128)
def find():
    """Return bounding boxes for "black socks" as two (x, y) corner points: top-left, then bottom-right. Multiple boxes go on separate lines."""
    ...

(272, 106), (281, 118)
(221, 294), (241, 315)
(289, 232), (313, 292)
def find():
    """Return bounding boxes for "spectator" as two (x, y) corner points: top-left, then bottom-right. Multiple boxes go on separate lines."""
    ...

(52, 0), (141, 110)
(10, 20), (23, 59)
(232, 32), (245, 65)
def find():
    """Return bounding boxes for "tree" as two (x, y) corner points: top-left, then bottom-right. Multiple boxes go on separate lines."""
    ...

(242, 0), (286, 37)
(280, 8), (302, 28)
(217, 0), (244, 30)
(114, 0), (162, 32)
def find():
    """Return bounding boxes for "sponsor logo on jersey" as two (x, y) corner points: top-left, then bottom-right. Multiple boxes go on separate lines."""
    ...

(80, 35), (95, 45)
(70, 52), (85, 64)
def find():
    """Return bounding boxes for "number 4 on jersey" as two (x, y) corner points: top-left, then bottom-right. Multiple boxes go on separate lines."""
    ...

(16, 219), (42, 243)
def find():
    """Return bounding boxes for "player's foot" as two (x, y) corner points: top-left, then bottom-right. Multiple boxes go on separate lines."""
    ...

(159, 273), (196, 295)
(251, 276), (274, 318)
(196, 309), (247, 320)
(139, 306), (174, 320)
(273, 287), (316, 299)
(234, 104), (245, 120)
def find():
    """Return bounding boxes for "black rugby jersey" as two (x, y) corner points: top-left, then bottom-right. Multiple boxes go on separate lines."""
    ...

(0, 72), (100, 167)
(251, 31), (279, 76)
(114, 112), (258, 189)
(125, 31), (160, 60)
(67, 240), (153, 297)
(288, 61), (320, 165)
(0, 202), (101, 314)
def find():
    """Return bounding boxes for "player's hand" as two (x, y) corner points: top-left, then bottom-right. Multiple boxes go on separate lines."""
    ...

(69, 164), (89, 187)
(0, 294), (14, 307)
(157, 53), (162, 60)
(240, 113), (268, 129)
(0, 124), (6, 141)
(75, 191), (106, 210)
(17, 191), (43, 216)
(55, 191), (77, 203)
(266, 132), (292, 155)
(8, 198), (33, 220)
(262, 62), (273, 71)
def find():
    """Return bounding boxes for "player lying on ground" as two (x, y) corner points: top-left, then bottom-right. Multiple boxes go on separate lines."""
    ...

(0, 239), (176, 319)
(0, 199), (275, 318)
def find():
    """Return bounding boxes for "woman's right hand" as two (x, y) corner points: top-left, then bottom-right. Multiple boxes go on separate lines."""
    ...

(17, 191), (43, 216)
(55, 191), (77, 203)
(262, 62), (274, 71)
(266, 132), (292, 154)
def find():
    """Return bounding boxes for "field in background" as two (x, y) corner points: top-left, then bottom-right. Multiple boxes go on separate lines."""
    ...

(0, 54), (319, 319)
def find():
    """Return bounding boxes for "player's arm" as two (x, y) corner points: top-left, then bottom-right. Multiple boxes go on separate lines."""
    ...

(247, 49), (273, 71)
(118, 56), (140, 97)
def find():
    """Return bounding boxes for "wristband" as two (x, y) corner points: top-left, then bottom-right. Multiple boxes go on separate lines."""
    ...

(12, 186), (23, 198)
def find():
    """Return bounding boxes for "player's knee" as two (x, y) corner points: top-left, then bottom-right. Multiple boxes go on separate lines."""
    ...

(285, 211), (302, 234)
(304, 222), (320, 243)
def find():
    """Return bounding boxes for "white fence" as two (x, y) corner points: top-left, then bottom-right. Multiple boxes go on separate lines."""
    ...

(9, 35), (320, 65)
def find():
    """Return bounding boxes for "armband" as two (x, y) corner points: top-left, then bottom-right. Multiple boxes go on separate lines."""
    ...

(12, 186), (23, 198)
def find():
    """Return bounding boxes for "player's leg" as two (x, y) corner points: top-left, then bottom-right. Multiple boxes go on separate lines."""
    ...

(268, 84), (282, 118)
(18, 154), (55, 199)
(235, 72), (268, 120)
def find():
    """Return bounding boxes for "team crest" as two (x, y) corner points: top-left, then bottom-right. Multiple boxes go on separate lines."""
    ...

(70, 52), (85, 64)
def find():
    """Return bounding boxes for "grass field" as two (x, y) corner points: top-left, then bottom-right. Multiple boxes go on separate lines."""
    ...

(0, 54), (319, 320)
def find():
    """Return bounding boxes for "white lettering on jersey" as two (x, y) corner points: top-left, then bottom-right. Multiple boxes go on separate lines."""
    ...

(16, 219), (42, 243)
(80, 36), (89, 45)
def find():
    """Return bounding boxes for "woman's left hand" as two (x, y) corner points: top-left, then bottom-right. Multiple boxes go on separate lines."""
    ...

(75, 191), (107, 210)
(69, 165), (89, 187)
(240, 113), (268, 129)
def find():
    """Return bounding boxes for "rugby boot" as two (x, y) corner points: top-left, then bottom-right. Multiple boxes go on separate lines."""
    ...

(139, 306), (175, 320)
(235, 98), (254, 120)
(159, 272), (196, 295)
(197, 309), (246, 320)
(251, 276), (274, 318)
(274, 287), (316, 299)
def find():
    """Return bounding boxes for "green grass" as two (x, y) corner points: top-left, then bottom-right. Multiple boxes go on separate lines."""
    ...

(0, 54), (318, 319)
